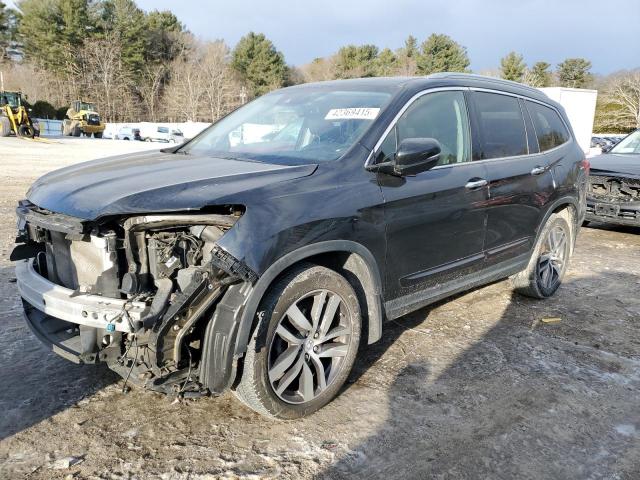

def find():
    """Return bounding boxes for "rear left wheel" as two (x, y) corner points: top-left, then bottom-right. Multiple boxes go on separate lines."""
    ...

(512, 211), (573, 298)
(234, 264), (361, 419)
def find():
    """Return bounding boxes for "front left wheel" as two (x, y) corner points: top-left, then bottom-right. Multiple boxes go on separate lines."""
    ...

(234, 264), (361, 419)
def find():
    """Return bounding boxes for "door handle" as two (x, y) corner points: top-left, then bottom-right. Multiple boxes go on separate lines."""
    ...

(465, 178), (488, 190)
(530, 166), (546, 176)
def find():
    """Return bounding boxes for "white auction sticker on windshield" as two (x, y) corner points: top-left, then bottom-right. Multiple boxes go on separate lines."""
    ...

(325, 108), (380, 120)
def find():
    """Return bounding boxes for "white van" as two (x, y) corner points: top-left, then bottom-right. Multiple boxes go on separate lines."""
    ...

(140, 125), (184, 143)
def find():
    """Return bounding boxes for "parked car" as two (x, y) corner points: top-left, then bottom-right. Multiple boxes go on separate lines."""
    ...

(12, 74), (588, 418)
(585, 129), (640, 227)
(115, 126), (142, 141)
(140, 125), (184, 143)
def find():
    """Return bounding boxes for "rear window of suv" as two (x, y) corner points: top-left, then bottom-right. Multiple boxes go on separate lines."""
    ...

(526, 101), (570, 151)
(473, 92), (528, 160)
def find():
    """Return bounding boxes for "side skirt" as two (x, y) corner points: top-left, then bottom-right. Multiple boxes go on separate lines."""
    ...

(384, 253), (530, 321)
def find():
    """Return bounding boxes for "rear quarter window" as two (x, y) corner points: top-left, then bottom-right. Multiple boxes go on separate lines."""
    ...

(526, 101), (570, 151)
(473, 92), (528, 160)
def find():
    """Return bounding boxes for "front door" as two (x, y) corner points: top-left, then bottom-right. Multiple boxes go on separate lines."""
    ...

(375, 90), (489, 300)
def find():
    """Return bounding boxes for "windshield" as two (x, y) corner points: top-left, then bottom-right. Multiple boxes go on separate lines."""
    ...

(180, 87), (393, 164)
(79, 102), (95, 111)
(610, 130), (640, 155)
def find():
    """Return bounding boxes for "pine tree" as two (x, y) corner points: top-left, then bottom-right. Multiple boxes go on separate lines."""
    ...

(527, 61), (552, 87)
(500, 51), (526, 82)
(333, 44), (379, 79)
(557, 58), (593, 88)
(375, 48), (397, 76)
(417, 34), (470, 75)
(231, 32), (287, 96)
(396, 35), (419, 75)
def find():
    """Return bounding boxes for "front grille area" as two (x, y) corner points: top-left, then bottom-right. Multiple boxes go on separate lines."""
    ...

(87, 113), (101, 125)
(586, 203), (639, 221)
(44, 231), (121, 297)
(588, 175), (640, 202)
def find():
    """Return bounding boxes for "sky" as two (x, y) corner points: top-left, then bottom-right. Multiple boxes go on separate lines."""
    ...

(7, 0), (640, 73)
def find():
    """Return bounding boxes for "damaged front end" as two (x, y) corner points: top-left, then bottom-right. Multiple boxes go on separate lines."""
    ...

(13, 200), (256, 396)
(586, 174), (640, 225)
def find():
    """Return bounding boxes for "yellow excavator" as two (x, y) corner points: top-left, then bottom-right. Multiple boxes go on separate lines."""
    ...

(62, 100), (105, 138)
(0, 90), (37, 138)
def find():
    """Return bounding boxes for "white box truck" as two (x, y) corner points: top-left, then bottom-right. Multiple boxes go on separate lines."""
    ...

(539, 87), (598, 154)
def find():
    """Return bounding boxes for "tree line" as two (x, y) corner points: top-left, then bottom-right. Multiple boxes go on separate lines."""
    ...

(0, 0), (638, 132)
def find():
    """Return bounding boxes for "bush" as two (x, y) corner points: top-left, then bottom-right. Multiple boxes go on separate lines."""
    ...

(31, 100), (57, 119)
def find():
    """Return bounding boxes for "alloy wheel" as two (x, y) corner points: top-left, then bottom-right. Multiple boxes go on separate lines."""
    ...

(268, 289), (353, 404)
(537, 224), (568, 290)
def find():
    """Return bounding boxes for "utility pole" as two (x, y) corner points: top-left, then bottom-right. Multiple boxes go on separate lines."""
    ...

(0, 71), (4, 91)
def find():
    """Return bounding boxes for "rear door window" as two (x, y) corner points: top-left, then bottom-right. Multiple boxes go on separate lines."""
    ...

(472, 92), (528, 159)
(526, 101), (570, 151)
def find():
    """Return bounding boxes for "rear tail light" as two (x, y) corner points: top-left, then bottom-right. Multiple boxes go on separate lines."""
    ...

(580, 158), (590, 175)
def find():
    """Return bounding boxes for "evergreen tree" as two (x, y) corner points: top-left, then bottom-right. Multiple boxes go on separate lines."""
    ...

(99, 0), (147, 78)
(396, 35), (419, 75)
(17, 0), (91, 72)
(417, 34), (470, 74)
(231, 32), (287, 96)
(0, 1), (18, 59)
(375, 48), (397, 76)
(557, 58), (592, 88)
(528, 61), (552, 87)
(500, 51), (526, 82)
(333, 44), (378, 78)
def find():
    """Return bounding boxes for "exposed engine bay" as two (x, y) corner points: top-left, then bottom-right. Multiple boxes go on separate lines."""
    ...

(588, 174), (640, 202)
(13, 201), (256, 396)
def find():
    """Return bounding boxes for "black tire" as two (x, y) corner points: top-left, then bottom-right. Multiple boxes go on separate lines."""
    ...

(234, 263), (361, 419)
(94, 132), (103, 139)
(18, 124), (35, 138)
(512, 210), (574, 299)
(72, 125), (81, 137)
(582, 221), (590, 227)
(0, 116), (10, 137)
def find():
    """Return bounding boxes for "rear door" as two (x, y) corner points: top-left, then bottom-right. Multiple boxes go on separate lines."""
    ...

(377, 89), (489, 300)
(469, 90), (557, 267)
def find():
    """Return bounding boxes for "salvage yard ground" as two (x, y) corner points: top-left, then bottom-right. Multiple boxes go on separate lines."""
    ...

(0, 137), (639, 479)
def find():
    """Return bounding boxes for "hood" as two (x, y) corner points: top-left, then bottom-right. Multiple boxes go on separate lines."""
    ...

(27, 150), (317, 220)
(590, 153), (640, 179)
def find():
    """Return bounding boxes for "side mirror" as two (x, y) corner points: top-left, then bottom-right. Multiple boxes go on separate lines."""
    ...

(367, 138), (442, 176)
(376, 138), (440, 176)
(395, 138), (441, 175)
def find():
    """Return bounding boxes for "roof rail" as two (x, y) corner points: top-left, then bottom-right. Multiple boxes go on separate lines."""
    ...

(426, 72), (546, 96)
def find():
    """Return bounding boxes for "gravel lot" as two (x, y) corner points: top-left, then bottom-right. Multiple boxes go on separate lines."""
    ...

(0, 137), (639, 479)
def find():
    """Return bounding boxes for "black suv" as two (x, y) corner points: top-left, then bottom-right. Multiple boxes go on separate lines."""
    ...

(13, 74), (587, 418)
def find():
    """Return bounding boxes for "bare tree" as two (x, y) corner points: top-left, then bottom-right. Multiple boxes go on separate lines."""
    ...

(199, 41), (244, 121)
(74, 34), (134, 122)
(163, 40), (244, 122)
(164, 55), (203, 122)
(299, 56), (337, 83)
(139, 63), (166, 122)
(606, 71), (640, 130)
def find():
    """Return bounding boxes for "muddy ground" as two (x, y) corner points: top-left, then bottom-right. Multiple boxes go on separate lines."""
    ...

(0, 137), (639, 479)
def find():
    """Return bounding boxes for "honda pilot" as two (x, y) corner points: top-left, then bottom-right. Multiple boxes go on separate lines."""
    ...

(12, 74), (588, 418)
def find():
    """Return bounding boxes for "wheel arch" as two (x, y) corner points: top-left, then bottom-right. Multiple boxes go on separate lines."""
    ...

(200, 240), (385, 394)
(236, 240), (384, 357)
(537, 196), (579, 246)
